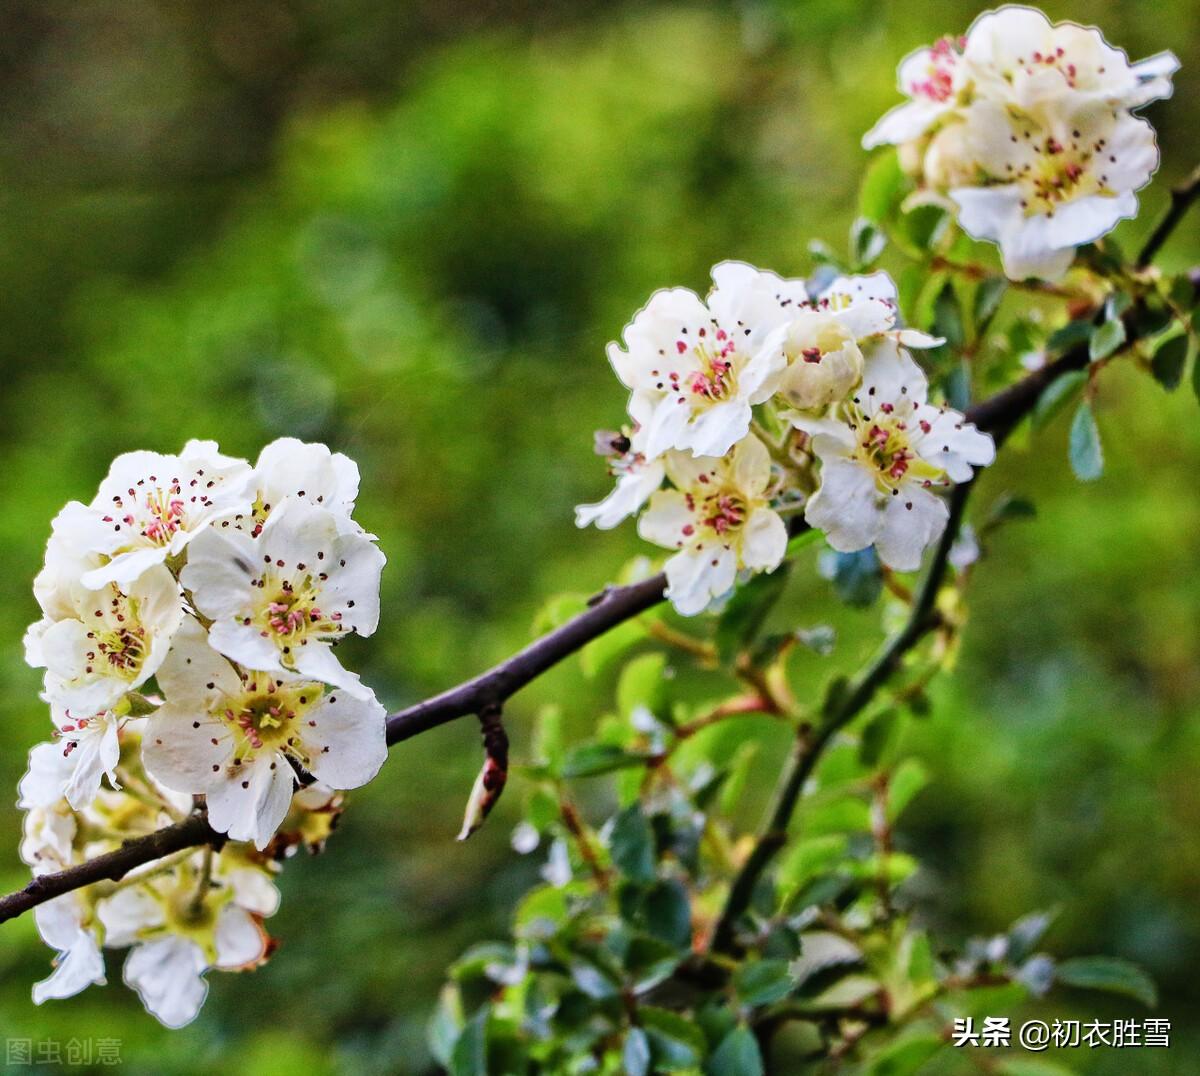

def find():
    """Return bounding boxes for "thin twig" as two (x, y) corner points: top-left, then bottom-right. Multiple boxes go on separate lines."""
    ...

(1137, 164), (1200, 268)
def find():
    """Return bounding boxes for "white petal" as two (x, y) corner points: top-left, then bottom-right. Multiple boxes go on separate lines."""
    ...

(679, 399), (753, 458)
(214, 905), (266, 969)
(179, 527), (259, 621)
(32, 929), (105, 1004)
(81, 547), (169, 591)
(124, 936), (210, 1029)
(741, 509), (787, 571)
(729, 434), (772, 496)
(860, 338), (930, 405)
(254, 438), (360, 521)
(289, 640), (369, 698)
(637, 491), (695, 551)
(62, 719), (121, 810)
(205, 752), (295, 850)
(303, 689), (387, 790)
(640, 394), (694, 459)
(664, 546), (736, 616)
(575, 460), (665, 530)
(875, 486), (949, 572)
(142, 707), (234, 795)
(18, 741), (75, 810)
(863, 99), (946, 148)
(806, 459), (882, 554)
(155, 617), (242, 702)
(97, 885), (164, 947)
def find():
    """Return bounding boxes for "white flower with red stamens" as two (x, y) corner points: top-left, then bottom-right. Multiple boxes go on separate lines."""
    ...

(637, 435), (787, 616)
(950, 96), (1160, 281)
(788, 341), (994, 571)
(18, 709), (122, 812)
(775, 272), (940, 412)
(863, 7), (1177, 282)
(31, 893), (107, 1004)
(575, 430), (666, 530)
(180, 499), (385, 697)
(25, 564), (183, 715)
(97, 847), (278, 1028)
(610, 262), (800, 460)
(142, 619), (386, 849)
(221, 437), (365, 539)
(864, 35), (969, 150)
(50, 440), (253, 589)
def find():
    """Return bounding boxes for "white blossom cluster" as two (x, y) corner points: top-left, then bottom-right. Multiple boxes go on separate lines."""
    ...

(577, 263), (996, 614)
(18, 438), (385, 1024)
(864, 5), (1177, 280)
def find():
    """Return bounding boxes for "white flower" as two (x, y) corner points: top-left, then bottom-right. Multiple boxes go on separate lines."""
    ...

(19, 711), (122, 812)
(863, 7), (1177, 282)
(775, 273), (940, 412)
(609, 262), (800, 459)
(575, 432), (666, 530)
(864, 35), (968, 149)
(960, 6), (1177, 115)
(181, 499), (385, 696)
(25, 564), (183, 714)
(225, 437), (365, 538)
(637, 435), (788, 615)
(98, 850), (275, 1028)
(951, 97), (1159, 280)
(142, 619), (387, 849)
(31, 894), (106, 1005)
(51, 440), (253, 589)
(789, 341), (994, 571)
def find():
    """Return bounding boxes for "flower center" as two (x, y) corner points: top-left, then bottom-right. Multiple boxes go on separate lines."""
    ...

(854, 407), (943, 494)
(688, 488), (748, 538)
(221, 677), (319, 758)
(84, 590), (147, 681)
(253, 573), (344, 652)
(909, 37), (962, 102)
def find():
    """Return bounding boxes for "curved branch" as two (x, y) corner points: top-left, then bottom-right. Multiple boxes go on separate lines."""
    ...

(0, 330), (1118, 926)
(1138, 164), (1200, 268)
(0, 815), (221, 925)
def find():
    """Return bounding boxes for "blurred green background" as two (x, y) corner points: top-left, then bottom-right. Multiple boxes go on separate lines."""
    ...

(0, 1), (1196, 1072)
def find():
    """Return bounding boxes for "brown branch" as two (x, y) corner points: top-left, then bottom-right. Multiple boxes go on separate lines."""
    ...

(1138, 164), (1200, 268)
(0, 317), (1136, 926)
(0, 814), (222, 925)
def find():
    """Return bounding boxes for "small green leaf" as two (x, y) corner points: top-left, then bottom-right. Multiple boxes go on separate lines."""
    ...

(996, 1060), (1078, 1076)
(1032, 369), (1086, 429)
(643, 880), (692, 948)
(859, 151), (907, 223)
(887, 759), (930, 822)
(571, 959), (620, 999)
(733, 959), (794, 1007)
(777, 835), (849, 895)
(933, 284), (965, 349)
(1046, 319), (1093, 354)
(1056, 956), (1157, 1007)
(861, 1033), (943, 1076)
(716, 565), (790, 663)
(611, 805), (656, 883)
(561, 743), (646, 778)
(983, 493), (1037, 531)
(1068, 400), (1104, 481)
(859, 708), (899, 767)
(1150, 334), (1189, 391)
(851, 217), (887, 267)
(707, 1026), (764, 1076)
(427, 984), (464, 1067)
(819, 547), (882, 607)
(641, 1007), (707, 1069)
(1105, 291), (1132, 320)
(785, 527), (820, 559)
(624, 1028), (652, 1076)
(973, 277), (1008, 330)
(900, 204), (949, 252)
(1089, 317), (1126, 361)
(617, 653), (668, 721)
(450, 1008), (488, 1076)
(1007, 908), (1058, 963)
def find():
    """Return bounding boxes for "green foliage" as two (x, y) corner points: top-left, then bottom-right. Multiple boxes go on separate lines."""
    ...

(1068, 400), (1104, 481)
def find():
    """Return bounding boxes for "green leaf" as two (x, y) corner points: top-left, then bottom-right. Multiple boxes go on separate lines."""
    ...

(643, 880), (692, 949)
(641, 1007), (707, 1070)
(624, 1028), (652, 1076)
(514, 885), (569, 939)
(1068, 400), (1104, 481)
(1056, 956), (1157, 1007)
(571, 959), (620, 999)
(716, 565), (790, 663)
(562, 743), (646, 778)
(899, 204), (948, 252)
(1032, 369), (1086, 429)
(861, 1033), (943, 1076)
(777, 835), (849, 896)
(859, 151), (906, 223)
(427, 984), (464, 1067)
(996, 1060), (1078, 1076)
(1150, 334), (1189, 391)
(581, 617), (647, 678)
(611, 804), (656, 883)
(887, 759), (930, 821)
(450, 1008), (488, 1076)
(933, 284), (965, 349)
(851, 217), (887, 267)
(819, 547), (882, 607)
(733, 959), (794, 1007)
(785, 527), (820, 559)
(1046, 319), (1092, 354)
(707, 1026), (764, 1076)
(1105, 291), (1132, 320)
(973, 277), (1008, 330)
(859, 708), (899, 767)
(617, 653), (668, 721)
(983, 493), (1037, 530)
(1007, 908), (1058, 963)
(1089, 317), (1126, 361)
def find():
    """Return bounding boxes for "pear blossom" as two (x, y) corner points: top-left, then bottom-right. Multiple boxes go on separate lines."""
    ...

(143, 619), (387, 849)
(98, 848), (277, 1028)
(32, 894), (107, 1004)
(575, 430), (666, 530)
(863, 7), (1177, 280)
(223, 437), (365, 538)
(609, 262), (800, 459)
(775, 273), (940, 412)
(18, 710), (122, 811)
(51, 440), (253, 589)
(789, 340), (994, 571)
(25, 564), (183, 714)
(181, 499), (385, 696)
(637, 435), (787, 615)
